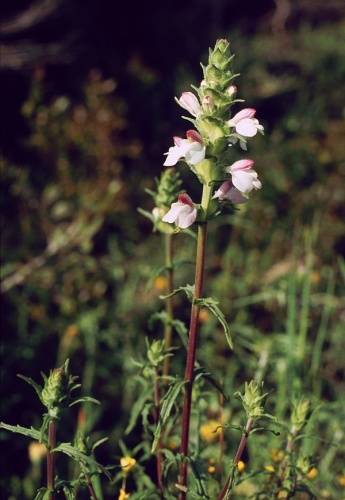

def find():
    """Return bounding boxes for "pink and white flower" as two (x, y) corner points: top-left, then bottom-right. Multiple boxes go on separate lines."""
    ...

(225, 159), (262, 194)
(163, 130), (206, 166)
(212, 180), (248, 204)
(227, 108), (264, 150)
(162, 194), (197, 228)
(228, 108), (264, 137)
(175, 92), (201, 117)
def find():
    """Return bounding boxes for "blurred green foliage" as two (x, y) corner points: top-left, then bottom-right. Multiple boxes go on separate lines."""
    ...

(1, 15), (345, 500)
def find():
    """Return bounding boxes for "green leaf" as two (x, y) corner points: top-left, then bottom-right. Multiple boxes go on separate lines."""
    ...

(17, 374), (44, 404)
(151, 379), (187, 452)
(125, 386), (153, 435)
(52, 442), (112, 480)
(193, 367), (230, 401)
(69, 396), (100, 407)
(190, 457), (211, 498)
(194, 297), (233, 349)
(0, 422), (42, 441)
(160, 284), (195, 302)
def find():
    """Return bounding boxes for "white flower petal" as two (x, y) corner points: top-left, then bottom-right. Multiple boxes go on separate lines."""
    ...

(185, 143), (206, 165)
(236, 119), (258, 137)
(231, 169), (261, 194)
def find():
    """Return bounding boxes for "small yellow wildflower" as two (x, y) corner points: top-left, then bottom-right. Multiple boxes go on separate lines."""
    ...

(237, 461), (245, 473)
(153, 276), (167, 292)
(338, 475), (345, 487)
(277, 491), (288, 499)
(208, 465), (216, 474)
(199, 420), (222, 443)
(306, 467), (318, 480)
(270, 448), (285, 463)
(118, 488), (130, 500)
(120, 456), (136, 474)
(28, 441), (47, 463)
(264, 465), (275, 473)
(199, 308), (211, 323)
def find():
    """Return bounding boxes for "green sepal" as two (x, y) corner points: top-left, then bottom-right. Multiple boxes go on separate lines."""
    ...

(151, 379), (188, 452)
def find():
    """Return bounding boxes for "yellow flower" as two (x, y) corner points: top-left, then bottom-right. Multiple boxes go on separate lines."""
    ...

(28, 441), (47, 463)
(118, 488), (130, 500)
(153, 276), (167, 292)
(306, 467), (318, 480)
(270, 448), (284, 463)
(264, 465), (275, 473)
(338, 475), (345, 487)
(120, 456), (136, 474)
(199, 420), (222, 443)
(237, 461), (245, 473)
(208, 465), (216, 474)
(277, 491), (288, 499)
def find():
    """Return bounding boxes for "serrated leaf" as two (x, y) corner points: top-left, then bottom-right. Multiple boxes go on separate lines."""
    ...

(160, 284), (195, 302)
(0, 422), (42, 441)
(151, 380), (187, 452)
(194, 297), (233, 349)
(52, 442), (112, 480)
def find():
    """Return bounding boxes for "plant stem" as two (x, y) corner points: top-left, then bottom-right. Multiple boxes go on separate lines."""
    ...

(178, 221), (208, 499)
(47, 419), (56, 499)
(153, 368), (164, 494)
(218, 418), (254, 500)
(178, 183), (212, 499)
(163, 234), (174, 380)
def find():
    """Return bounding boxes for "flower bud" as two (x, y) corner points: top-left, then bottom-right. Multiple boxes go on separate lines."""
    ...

(235, 380), (271, 420)
(291, 396), (311, 432)
(155, 168), (183, 209)
(41, 360), (79, 419)
(202, 95), (215, 114)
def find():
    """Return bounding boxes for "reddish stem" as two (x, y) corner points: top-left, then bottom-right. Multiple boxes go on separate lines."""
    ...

(178, 223), (208, 499)
(218, 418), (254, 500)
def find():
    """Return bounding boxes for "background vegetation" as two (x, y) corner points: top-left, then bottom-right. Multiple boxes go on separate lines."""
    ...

(1, 0), (345, 498)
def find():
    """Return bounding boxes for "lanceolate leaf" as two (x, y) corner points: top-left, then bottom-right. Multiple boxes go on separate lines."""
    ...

(17, 374), (44, 404)
(160, 284), (195, 302)
(0, 422), (42, 441)
(194, 297), (233, 349)
(160, 287), (232, 348)
(52, 442), (112, 480)
(125, 386), (153, 435)
(151, 379), (187, 452)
